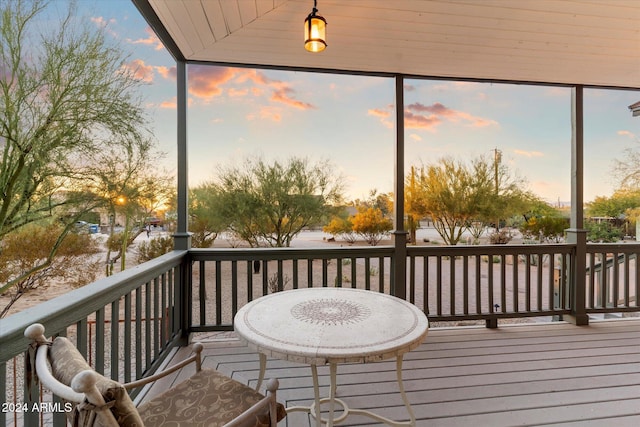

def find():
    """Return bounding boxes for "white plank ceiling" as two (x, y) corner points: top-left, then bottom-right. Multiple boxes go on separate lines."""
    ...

(140, 0), (640, 88)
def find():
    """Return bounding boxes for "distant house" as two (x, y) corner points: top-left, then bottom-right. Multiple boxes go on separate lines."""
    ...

(629, 101), (640, 117)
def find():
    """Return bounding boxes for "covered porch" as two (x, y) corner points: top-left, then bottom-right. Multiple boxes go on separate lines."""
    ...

(2, 1), (640, 425)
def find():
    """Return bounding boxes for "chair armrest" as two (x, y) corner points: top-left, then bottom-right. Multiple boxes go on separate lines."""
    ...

(223, 378), (281, 427)
(123, 342), (204, 390)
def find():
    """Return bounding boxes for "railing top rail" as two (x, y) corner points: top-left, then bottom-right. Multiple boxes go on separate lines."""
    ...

(0, 250), (187, 361)
(406, 243), (575, 256)
(189, 245), (395, 261)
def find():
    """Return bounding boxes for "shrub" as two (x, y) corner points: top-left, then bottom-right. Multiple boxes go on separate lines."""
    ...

(136, 236), (174, 263)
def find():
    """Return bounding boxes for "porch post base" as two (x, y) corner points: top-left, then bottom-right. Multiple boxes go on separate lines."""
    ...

(565, 313), (590, 326)
(173, 232), (191, 250)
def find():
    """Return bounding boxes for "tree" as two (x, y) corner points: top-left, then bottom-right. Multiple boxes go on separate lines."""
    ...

(413, 155), (532, 245)
(212, 157), (344, 247)
(351, 207), (393, 246)
(405, 167), (427, 244)
(521, 216), (569, 243)
(587, 189), (640, 219)
(189, 184), (230, 248)
(0, 223), (100, 317)
(0, 1), (152, 287)
(87, 141), (174, 274)
(418, 158), (479, 245)
(323, 214), (357, 244)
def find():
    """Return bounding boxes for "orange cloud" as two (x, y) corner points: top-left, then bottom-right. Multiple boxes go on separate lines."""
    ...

(122, 59), (154, 83)
(404, 110), (441, 130)
(129, 27), (164, 51)
(158, 97), (193, 109)
(618, 130), (636, 138)
(228, 88), (249, 97)
(271, 87), (314, 109)
(247, 106), (282, 122)
(369, 102), (497, 131)
(514, 149), (544, 158)
(160, 66), (315, 115)
(368, 108), (389, 118)
(188, 66), (236, 98)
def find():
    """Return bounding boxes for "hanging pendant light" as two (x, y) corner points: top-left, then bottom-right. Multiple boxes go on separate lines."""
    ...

(304, 0), (327, 53)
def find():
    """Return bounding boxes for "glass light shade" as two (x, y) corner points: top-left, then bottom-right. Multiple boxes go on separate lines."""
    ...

(304, 14), (326, 52)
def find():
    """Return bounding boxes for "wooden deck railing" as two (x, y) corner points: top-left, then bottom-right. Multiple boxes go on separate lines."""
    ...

(0, 251), (187, 427)
(2, 242), (640, 426)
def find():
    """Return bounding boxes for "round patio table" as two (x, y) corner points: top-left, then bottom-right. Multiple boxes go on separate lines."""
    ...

(234, 287), (429, 427)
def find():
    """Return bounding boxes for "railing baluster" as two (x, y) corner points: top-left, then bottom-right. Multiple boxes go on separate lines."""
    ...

(199, 260), (206, 325)
(145, 281), (152, 371)
(111, 299), (119, 380)
(351, 257), (357, 289)
(95, 308), (105, 375)
(232, 260), (238, 315)
(216, 260), (222, 325)
(135, 287), (142, 380)
(436, 255), (442, 316)
(475, 254), (481, 316)
(488, 255), (494, 315)
(322, 259), (328, 286)
(463, 255), (469, 315)
(449, 255), (456, 316)
(154, 277), (160, 360)
(378, 256), (385, 293)
(124, 293), (132, 383)
(512, 255), (519, 313)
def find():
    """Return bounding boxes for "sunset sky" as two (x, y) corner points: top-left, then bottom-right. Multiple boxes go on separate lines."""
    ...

(59, 1), (640, 204)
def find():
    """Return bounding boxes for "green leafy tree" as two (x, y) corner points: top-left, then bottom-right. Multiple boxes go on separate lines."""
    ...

(418, 158), (479, 245)
(0, 223), (100, 317)
(0, 0), (152, 288)
(521, 216), (569, 242)
(587, 189), (640, 219)
(189, 184), (230, 248)
(586, 221), (623, 243)
(212, 157), (344, 247)
(414, 155), (531, 245)
(136, 235), (174, 263)
(405, 166), (427, 244)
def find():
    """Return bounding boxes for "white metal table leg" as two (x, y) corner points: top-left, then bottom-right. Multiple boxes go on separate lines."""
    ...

(396, 355), (416, 426)
(255, 353), (266, 391)
(311, 364), (322, 427)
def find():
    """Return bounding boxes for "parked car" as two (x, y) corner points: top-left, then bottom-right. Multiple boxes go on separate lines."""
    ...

(145, 217), (163, 227)
(75, 221), (99, 234)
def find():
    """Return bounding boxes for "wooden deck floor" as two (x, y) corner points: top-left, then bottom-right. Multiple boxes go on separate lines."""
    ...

(145, 319), (640, 426)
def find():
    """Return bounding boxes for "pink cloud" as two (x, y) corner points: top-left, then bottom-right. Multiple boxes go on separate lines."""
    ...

(122, 59), (154, 83)
(188, 66), (236, 98)
(158, 97), (193, 109)
(514, 149), (544, 158)
(369, 102), (497, 131)
(156, 66), (173, 80)
(129, 27), (164, 51)
(368, 109), (390, 118)
(271, 87), (314, 110)
(90, 16), (118, 38)
(404, 110), (441, 130)
(618, 130), (636, 138)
